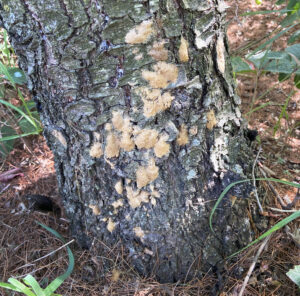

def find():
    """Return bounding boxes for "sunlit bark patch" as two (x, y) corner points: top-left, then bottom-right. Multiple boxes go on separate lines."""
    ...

(51, 130), (67, 148)
(89, 204), (101, 215)
(134, 227), (145, 241)
(216, 35), (226, 74)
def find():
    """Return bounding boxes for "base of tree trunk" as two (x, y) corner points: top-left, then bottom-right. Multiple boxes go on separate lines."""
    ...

(0, 0), (268, 283)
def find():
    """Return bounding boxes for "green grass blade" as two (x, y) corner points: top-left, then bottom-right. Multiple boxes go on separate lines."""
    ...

(36, 222), (75, 296)
(24, 275), (46, 296)
(8, 278), (36, 296)
(273, 90), (294, 135)
(209, 180), (246, 234)
(286, 265), (300, 288)
(209, 178), (300, 233)
(0, 282), (22, 292)
(242, 9), (290, 16)
(227, 211), (300, 259)
(0, 131), (40, 142)
(248, 24), (296, 57)
(0, 98), (37, 129)
(0, 60), (16, 88)
(17, 89), (38, 129)
(245, 102), (273, 115)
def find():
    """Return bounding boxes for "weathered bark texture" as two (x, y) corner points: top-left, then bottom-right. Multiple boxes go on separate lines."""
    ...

(0, 0), (264, 282)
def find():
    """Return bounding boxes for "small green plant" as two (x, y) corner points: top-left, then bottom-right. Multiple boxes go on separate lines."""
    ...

(231, 0), (299, 137)
(232, 0), (300, 86)
(0, 29), (42, 159)
(287, 265), (300, 289)
(0, 222), (74, 296)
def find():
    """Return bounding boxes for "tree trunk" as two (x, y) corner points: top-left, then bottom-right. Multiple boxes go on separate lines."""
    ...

(0, 0), (262, 282)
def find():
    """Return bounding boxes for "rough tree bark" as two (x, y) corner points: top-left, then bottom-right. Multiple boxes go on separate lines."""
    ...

(0, 0), (265, 282)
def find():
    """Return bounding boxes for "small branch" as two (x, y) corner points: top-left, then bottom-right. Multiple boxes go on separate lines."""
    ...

(0, 183), (10, 194)
(32, 239), (75, 263)
(238, 235), (271, 296)
(15, 239), (75, 271)
(252, 147), (263, 213)
(258, 163), (276, 176)
(267, 206), (297, 213)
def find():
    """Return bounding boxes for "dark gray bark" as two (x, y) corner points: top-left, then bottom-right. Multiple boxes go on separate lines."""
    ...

(0, 0), (264, 282)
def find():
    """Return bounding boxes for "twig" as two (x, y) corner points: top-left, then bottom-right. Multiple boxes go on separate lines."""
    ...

(234, 0), (242, 27)
(258, 166), (286, 207)
(252, 147), (263, 213)
(258, 163), (276, 176)
(238, 235), (271, 296)
(184, 253), (202, 284)
(267, 206), (297, 213)
(32, 239), (75, 263)
(14, 256), (65, 279)
(0, 220), (13, 229)
(0, 183), (10, 194)
(15, 239), (75, 271)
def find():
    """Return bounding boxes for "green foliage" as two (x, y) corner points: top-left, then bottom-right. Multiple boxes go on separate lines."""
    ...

(6, 67), (27, 85)
(286, 265), (300, 288)
(230, 0), (299, 135)
(0, 222), (74, 296)
(0, 29), (42, 159)
(231, 0), (300, 88)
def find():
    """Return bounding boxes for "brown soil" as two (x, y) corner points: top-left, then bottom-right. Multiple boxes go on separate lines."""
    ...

(0, 1), (299, 295)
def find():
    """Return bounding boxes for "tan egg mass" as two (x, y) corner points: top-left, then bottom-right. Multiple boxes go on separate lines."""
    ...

(149, 41), (168, 61)
(105, 132), (120, 158)
(176, 124), (189, 146)
(89, 142), (103, 158)
(206, 109), (217, 130)
(126, 186), (150, 208)
(154, 136), (170, 158)
(134, 129), (159, 149)
(125, 20), (154, 44)
(142, 62), (178, 88)
(178, 36), (189, 62)
(136, 158), (159, 188)
(136, 87), (174, 118)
